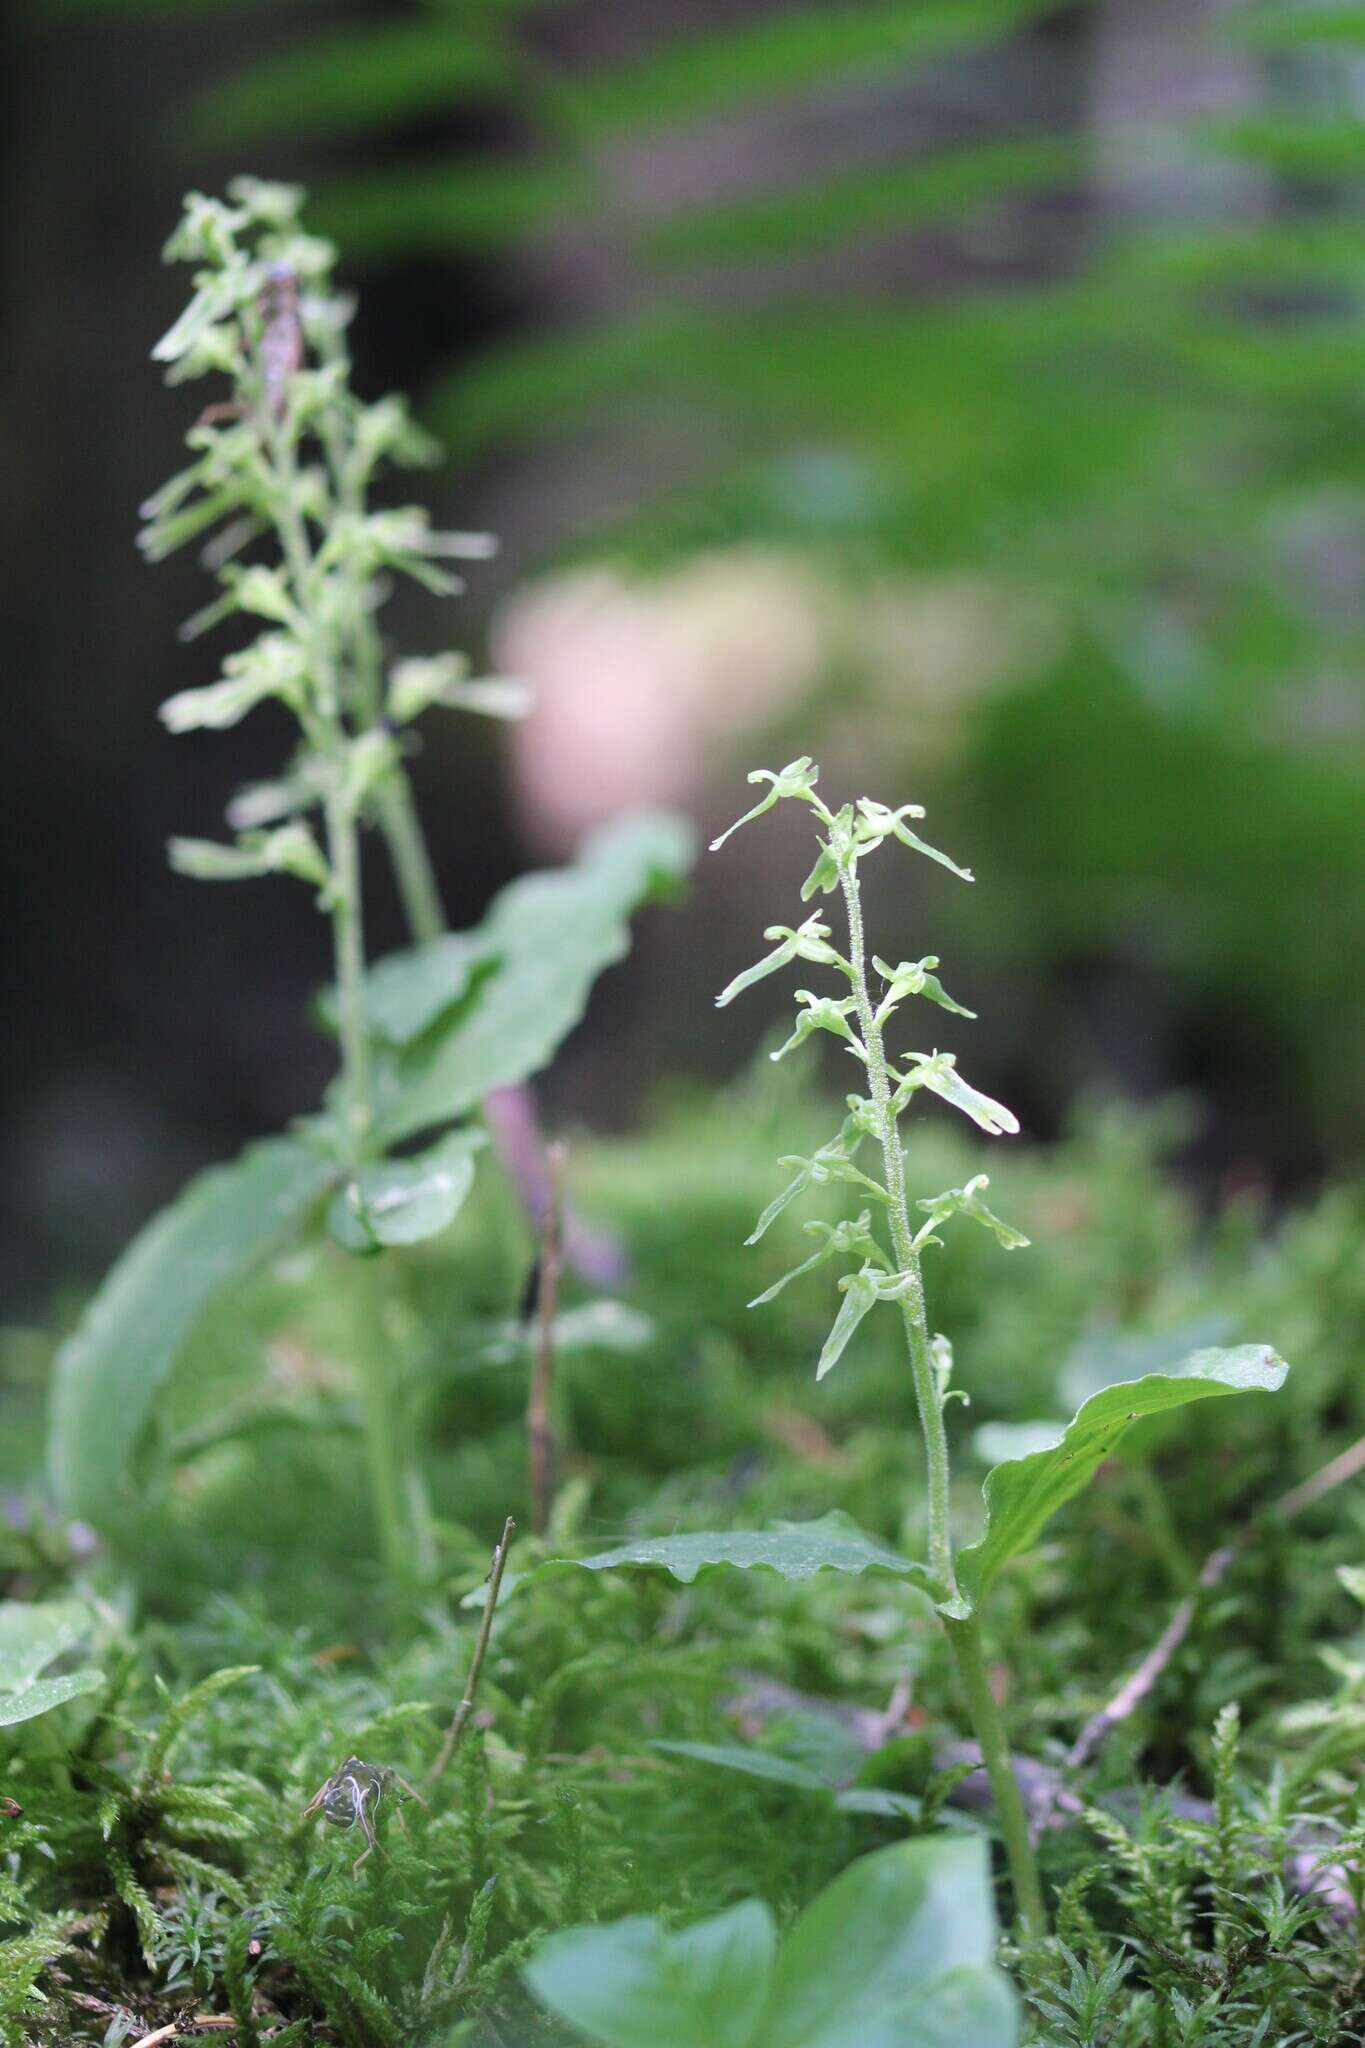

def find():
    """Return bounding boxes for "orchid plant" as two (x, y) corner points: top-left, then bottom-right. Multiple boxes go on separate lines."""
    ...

(692, 757), (1288, 1931)
(712, 757), (1046, 1926)
(47, 180), (691, 1581)
(558, 759), (1286, 1935)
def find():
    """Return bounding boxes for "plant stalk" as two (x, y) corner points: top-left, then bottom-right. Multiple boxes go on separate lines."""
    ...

(376, 772), (446, 947)
(322, 789), (414, 1581)
(840, 858), (1046, 1933)
(323, 789), (372, 1164)
(839, 867), (954, 1593)
(945, 1615), (1046, 1937)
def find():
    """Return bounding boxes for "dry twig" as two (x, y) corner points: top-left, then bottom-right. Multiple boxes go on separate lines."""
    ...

(430, 1516), (516, 1783)
(1068, 1430), (1365, 1774)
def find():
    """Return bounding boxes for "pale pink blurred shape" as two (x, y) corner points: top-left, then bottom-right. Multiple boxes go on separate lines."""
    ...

(493, 552), (825, 857)
(493, 550), (1058, 857)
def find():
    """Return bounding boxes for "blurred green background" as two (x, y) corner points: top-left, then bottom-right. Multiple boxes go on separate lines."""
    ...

(4, 0), (1363, 1309)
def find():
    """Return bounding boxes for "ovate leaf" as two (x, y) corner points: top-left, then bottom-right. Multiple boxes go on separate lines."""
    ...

(371, 812), (693, 1144)
(49, 1135), (336, 1520)
(0, 1601), (92, 1691)
(946, 1345), (1288, 1618)
(753, 1836), (1016, 2048)
(0, 1671), (105, 1729)
(352, 934), (499, 1046)
(0, 1600), (103, 1730)
(327, 1126), (485, 1251)
(547, 1511), (940, 1598)
(524, 1839), (1013, 2048)
(1058, 1314), (1234, 1412)
(526, 1899), (777, 2048)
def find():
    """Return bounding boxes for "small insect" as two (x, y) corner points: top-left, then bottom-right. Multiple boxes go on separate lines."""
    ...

(301, 1755), (427, 1875)
(0, 1797), (22, 1820)
(258, 262), (303, 424)
(196, 261), (304, 430)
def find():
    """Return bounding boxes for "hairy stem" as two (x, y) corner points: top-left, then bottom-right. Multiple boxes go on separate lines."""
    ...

(839, 866), (954, 1593)
(945, 1616), (1046, 1937)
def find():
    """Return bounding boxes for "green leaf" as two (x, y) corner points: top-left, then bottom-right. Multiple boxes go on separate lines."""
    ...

(0, 1603), (103, 1749)
(49, 1135), (337, 1520)
(753, 1837), (1017, 2048)
(648, 137), (1077, 268)
(308, 159), (577, 266)
(371, 812), (694, 1144)
(526, 1899), (778, 2048)
(185, 24), (518, 147)
(834, 1787), (927, 1822)
(564, 0), (1060, 136)
(327, 1127), (485, 1252)
(1226, 3), (1365, 47)
(525, 1840), (1013, 2048)
(1058, 1314), (1234, 1412)
(0, 1671), (105, 1729)
(349, 934), (499, 1047)
(947, 1345), (1289, 1618)
(547, 1511), (940, 1598)
(653, 1742), (835, 1793)
(0, 1601), (92, 1692)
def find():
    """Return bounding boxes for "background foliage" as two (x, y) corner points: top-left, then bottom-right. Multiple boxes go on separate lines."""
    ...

(5, 6), (1365, 2038)
(5, 0), (1364, 1310)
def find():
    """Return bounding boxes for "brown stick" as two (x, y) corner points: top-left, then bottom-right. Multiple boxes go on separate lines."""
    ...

(527, 1142), (566, 1538)
(430, 1517), (516, 1783)
(1068, 1431), (1365, 1774)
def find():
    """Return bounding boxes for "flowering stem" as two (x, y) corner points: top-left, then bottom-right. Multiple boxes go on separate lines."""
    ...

(838, 866), (954, 1593)
(266, 420), (416, 1574)
(839, 855), (1045, 1934)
